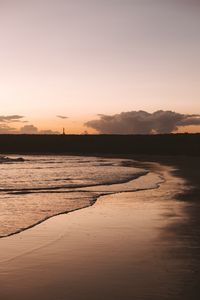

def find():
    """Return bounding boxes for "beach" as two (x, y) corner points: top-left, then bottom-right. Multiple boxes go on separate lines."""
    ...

(1, 0), (200, 298)
(0, 158), (200, 300)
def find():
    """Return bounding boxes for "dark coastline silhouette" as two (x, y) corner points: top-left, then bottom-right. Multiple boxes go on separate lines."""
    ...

(0, 133), (199, 156)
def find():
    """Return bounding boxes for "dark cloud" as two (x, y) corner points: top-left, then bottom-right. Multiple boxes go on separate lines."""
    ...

(0, 115), (24, 123)
(57, 115), (68, 119)
(85, 110), (200, 134)
(179, 116), (200, 126)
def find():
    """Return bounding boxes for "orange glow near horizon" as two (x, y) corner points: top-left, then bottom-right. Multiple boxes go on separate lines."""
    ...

(13, 117), (200, 135)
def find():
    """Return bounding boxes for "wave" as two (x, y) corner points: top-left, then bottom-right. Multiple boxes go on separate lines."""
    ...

(0, 156), (25, 163)
(0, 170), (148, 195)
(0, 156), (166, 239)
(0, 170), (165, 239)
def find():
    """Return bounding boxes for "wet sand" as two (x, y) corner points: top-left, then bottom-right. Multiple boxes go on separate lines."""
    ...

(0, 161), (199, 300)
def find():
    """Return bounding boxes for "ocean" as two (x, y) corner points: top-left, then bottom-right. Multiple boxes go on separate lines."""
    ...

(0, 155), (163, 238)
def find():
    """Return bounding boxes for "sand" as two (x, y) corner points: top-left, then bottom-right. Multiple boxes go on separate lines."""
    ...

(0, 160), (199, 300)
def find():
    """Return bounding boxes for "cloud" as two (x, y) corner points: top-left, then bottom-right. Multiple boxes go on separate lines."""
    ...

(19, 125), (39, 134)
(0, 115), (59, 134)
(40, 129), (60, 134)
(0, 123), (59, 135)
(0, 115), (24, 123)
(57, 115), (68, 119)
(19, 125), (59, 134)
(0, 115), (26, 133)
(0, 124), (17, 134)
(85, 110), (200, 134)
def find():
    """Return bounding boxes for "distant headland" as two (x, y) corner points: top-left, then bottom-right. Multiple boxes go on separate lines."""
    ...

(0, 134), (199, 156)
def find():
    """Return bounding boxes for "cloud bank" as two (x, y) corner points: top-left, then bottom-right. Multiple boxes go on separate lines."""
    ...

(19, 125), (59, 134)
(0, 115), (24, 123)
(0, 115), (25, 133)
(0, 124), (16, 134)
(85, 110), (200, 134)
(0, 115), (59, 134)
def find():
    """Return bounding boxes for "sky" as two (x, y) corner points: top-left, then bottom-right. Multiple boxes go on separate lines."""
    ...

(0, 0), (200, 134)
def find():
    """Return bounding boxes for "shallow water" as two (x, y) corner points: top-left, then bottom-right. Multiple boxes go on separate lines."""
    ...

(0, 155), (162, 237)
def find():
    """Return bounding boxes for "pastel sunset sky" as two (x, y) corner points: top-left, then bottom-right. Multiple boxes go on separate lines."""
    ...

(0, 0), (200, 134)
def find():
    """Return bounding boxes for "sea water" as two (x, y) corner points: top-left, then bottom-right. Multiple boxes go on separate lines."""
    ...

(0, 155), (163, 237)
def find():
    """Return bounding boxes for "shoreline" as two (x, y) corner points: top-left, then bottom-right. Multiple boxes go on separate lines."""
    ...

(0, 157), (161, 239)
(0, 161), (173, 261)
(0, 157), (199, 299)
